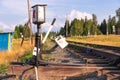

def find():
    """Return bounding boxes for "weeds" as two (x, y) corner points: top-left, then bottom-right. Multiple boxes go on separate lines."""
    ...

(0, 64), (8, 73)
(41, 54), (53, 61)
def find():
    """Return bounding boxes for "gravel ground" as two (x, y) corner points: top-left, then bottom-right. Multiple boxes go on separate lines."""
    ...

(40, 46), (108, 80)
(46, 46), (85, 64)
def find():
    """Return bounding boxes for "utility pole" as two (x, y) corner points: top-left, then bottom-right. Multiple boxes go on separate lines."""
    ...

(27, 0), (33, 45)
(65, 15), (68, 37)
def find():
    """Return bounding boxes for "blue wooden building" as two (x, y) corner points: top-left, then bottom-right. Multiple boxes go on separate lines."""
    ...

(0, 32), (14, 51)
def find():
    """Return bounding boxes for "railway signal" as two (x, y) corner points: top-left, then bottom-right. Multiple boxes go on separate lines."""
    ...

(11, 2), (68, 80)
(31, 4), (58, 80)
(32, 4), (46, 24)
(32, 4), (47, 66)
(32, 4), (47, 80)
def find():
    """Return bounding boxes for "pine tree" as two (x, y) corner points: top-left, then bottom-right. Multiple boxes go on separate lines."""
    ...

(100, 19), (107, 34)
(71, 19), (76, 36)
(83, 18), (88, 36)
(59, 27), (65, 36)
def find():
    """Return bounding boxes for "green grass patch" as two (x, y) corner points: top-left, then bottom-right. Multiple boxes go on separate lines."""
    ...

(20, 50), (33, 62)
(0, 64), (8, 73)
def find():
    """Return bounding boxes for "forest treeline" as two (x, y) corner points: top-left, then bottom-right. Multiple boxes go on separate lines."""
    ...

(59, 14), (120, 37)
(13, 14), (120, 39)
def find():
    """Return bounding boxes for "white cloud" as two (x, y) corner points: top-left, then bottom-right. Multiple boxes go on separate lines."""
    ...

(68, 10), (92, 22)
(0, 21), (13, 32)
(42, 10), (93, 32)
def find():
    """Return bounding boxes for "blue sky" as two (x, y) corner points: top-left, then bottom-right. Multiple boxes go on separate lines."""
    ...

(0, 0), (120, 32)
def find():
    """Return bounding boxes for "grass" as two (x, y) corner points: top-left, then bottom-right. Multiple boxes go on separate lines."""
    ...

(67, 35), (120, 47)
(0, 39), (33, 73)
(19, 38), (55, 62)
(0, 38), (55, 73)
(20, 50), (33, 62)
(0, 39), (33, 65)
(0, 64), (8, 73)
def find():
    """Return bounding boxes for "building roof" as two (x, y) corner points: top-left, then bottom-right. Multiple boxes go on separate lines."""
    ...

(0, 32), (14, 34)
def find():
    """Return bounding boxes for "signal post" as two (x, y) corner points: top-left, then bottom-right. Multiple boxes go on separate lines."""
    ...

(32, 4), (47, 80)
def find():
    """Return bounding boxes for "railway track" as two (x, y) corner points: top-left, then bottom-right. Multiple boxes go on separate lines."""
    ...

(67, 40), (120, 53)
(66, 43), (120, 80)
(3, 42), (120, 80)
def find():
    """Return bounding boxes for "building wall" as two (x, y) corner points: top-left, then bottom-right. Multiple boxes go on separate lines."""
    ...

(0, 32), (13, 51)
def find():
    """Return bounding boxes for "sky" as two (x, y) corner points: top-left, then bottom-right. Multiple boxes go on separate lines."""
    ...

(0, 0), (120, 32)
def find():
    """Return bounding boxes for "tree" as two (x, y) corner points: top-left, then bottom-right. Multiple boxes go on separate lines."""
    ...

(61, 13), (103, 36)
(78, 19), (84, 36)
(97, 24), (102, 35)
(24, 24), (30, 38)
(70, 19), (84, 36)
(70, 19), (76, 36)
(116, 21), (120, 34)
(14, 26), (21, 39)
(19, 25), (24, 33)
(59, 27), (66, 36)
(83, 18), (88, 36)
(91, 14), (98, 35)
(111, 16), (116, 34)
(13, 24), (31, 39)
(83, 19), (92, 36)
(100, 19), (107, 34)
